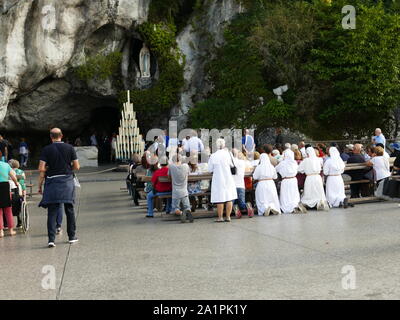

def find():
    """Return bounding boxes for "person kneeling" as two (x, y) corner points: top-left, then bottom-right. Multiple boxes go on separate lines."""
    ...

(169, 154), (193, 223)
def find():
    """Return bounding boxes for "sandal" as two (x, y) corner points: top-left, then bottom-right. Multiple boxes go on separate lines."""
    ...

(224, 218), (231, 222)
(215, 218), (224, 223)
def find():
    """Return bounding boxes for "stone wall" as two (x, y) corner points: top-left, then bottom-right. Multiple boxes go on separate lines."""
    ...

(75, 146), (98, 167)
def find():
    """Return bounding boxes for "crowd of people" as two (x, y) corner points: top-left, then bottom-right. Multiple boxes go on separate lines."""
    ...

(127, 128), (400, 222)
(0, 126), (397, 242)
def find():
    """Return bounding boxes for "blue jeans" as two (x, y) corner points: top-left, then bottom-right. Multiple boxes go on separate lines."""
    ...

(56, 206), (63, 229)
(146, 191), (172, 217)
(20, 154), (28, 167)
(234, 188), (246, 210)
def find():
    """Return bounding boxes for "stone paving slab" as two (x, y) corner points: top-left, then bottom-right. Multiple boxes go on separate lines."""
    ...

(1, 173), (400, 300)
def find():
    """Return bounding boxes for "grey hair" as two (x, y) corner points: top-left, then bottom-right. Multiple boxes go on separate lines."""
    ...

(216, 138), (225, 150)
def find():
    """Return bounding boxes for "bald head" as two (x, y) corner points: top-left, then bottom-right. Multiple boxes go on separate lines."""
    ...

(50, 128), (63, 141)
(353, 144), (362, 154)
(375, 128), (382, 136)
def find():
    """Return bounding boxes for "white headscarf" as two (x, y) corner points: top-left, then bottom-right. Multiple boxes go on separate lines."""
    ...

(253, 153), (276, 180)
(306, 147), (322, 173)
(276, 149), (298, 177)
(328, 147), (345, 171)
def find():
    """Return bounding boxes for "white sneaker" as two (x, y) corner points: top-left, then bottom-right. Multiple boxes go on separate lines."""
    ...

(68, 238), (79, 244)
(48, 242), (56, 248)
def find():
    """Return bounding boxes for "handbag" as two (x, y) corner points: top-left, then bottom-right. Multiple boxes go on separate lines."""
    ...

(229, 151), (237, 175)
(73, 174), (81, 188)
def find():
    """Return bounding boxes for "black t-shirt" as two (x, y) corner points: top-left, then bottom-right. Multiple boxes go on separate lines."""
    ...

(40, 142), (78, 177)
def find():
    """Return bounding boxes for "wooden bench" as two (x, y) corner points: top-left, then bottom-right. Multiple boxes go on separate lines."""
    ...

(134, 157), (396, 214)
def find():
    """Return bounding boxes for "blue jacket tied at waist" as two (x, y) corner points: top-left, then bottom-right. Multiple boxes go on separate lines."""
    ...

(39, 175), (75, 208)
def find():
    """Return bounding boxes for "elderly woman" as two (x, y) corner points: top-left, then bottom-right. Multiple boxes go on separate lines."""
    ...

(0, 151), (19, 238)
(298, 147), (329, 211)
(276, 149), (306, 214)
(366, 146), (391, 187)
(253, 154), (280, 216)
(208, 138), (237, 222)
(323, 147), (348, 208)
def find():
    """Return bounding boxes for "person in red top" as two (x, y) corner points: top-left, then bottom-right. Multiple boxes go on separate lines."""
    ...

(146, 157), (172, 217)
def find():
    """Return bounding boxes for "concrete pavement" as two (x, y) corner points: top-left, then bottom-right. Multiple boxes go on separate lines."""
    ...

(1, 170), (400, 299)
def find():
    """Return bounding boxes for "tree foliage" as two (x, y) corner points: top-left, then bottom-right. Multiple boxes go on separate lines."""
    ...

(189, 0), (400, 139)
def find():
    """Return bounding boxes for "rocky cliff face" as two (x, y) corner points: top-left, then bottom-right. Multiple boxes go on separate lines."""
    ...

(175, 0), (241, 126)
(0, 0), (150, 133)
(0, 0), (240, 134)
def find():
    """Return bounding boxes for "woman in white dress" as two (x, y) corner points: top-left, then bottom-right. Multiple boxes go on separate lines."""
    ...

(323, 147), (348, 208)
(208, 139), (237, 222)
(298, 147), (329, 211)
(276, 149), (307, 214)
(253, 154), (280, 215)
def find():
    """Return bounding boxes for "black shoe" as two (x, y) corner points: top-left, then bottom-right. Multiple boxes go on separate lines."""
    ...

(186, 211), (194, 223)
(146, 215), (154, 218)
(48, 242), (56, 248)
(343, 198), (349, 209)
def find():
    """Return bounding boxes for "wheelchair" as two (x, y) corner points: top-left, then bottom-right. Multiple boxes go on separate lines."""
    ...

(11, 187), (30, 233)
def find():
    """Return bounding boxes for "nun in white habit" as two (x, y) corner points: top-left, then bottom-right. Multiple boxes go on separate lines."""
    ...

(298, 147), (329, 210)
(276, 149), (307, 214)
(323, 147), (348, 208)
(208, 138), (237, 222)
(253, 153), (280, 215)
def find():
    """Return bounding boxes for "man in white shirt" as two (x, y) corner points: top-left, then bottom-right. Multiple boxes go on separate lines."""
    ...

(242, 129), (255, 153)
(372, 128), (386, 148)
(187, 132), (205, 154)
(181, 135), (190, 153)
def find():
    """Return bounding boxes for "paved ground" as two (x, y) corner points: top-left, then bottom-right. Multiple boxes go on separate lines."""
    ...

(1, 169), (400, 300)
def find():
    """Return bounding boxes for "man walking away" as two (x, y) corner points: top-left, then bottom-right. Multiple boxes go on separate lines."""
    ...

(38, 128), (80, 248)
(169, 154), (193, 223)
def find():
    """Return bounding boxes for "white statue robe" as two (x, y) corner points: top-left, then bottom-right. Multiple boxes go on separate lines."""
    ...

(298, 147), (327, 208)
(276, 150), (300, 213)
(208, 149), (237, 203)
(323, 147), (346, 208)
(253, 154), (280, 215)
